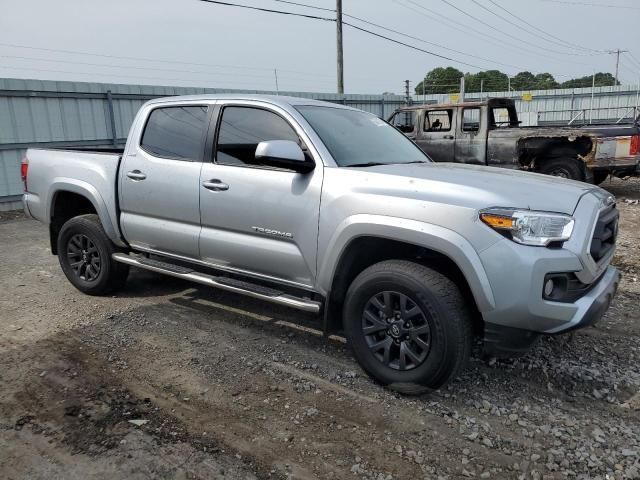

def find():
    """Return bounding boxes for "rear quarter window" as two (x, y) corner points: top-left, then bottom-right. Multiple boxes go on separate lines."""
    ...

(140, 106), (208, 160)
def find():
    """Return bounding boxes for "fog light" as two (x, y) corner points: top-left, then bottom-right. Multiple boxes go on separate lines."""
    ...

(544, 279), (555, 297)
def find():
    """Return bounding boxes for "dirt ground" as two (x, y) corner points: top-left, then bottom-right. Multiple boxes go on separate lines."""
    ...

(1, 178), (639, 480)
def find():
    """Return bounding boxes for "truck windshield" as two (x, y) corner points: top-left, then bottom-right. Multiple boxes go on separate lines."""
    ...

(295, 106), (431, 167)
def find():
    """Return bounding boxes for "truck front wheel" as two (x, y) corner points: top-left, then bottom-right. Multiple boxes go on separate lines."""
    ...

(343, 260), (472, 394)
(57, 214), (129, 295)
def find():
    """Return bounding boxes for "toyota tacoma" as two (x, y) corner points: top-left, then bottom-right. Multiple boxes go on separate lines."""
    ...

(22, 95), (620, 393)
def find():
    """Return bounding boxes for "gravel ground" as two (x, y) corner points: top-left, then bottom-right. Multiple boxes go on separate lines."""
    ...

(1, 178), (639, 480)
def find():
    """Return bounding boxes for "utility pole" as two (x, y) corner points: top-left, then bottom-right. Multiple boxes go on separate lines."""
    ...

(608, 48), (628, 85)
(404, 80), (411, 106)
(459, 76), (465, 102)
(336, 0), (344, 95)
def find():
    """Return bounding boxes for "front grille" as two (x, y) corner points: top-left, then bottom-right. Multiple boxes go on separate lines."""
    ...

(590, 205), (618, 263)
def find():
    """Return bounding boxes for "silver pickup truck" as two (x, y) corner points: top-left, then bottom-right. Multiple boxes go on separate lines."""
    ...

(22, 95), (620, 393)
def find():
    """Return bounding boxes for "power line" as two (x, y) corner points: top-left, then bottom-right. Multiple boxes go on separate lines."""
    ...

(471, 0), (603, 55)
(270, 0), (334, 12)
(0, 42), (342, 79)
(198, 0), (491, 69)
(439, 0), (591, 62)
(534, 0), (640, 9)
(342, 21), (483, 69)
(198, 0), (335, 20)
(394, 0), (583, 71)
(624, 52), (640, 70)
(486, 0), (604, 54)
(341, 11), (524, 70)
(0, 54), (279, 79)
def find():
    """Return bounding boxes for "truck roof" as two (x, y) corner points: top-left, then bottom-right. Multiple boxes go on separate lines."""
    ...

(395, 97), (515, 112)
(146, 94), (356, 110)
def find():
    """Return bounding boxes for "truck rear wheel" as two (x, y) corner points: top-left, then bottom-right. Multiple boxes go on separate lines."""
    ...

(343, 260), (472, 394)
(538, 157), (585, 181)
(57, 214), (129, 295)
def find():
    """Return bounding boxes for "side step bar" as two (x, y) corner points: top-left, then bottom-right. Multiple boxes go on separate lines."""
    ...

(112, 253), (321, 313)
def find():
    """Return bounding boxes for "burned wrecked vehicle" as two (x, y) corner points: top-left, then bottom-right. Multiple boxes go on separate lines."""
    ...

(389, 98), (640, 183)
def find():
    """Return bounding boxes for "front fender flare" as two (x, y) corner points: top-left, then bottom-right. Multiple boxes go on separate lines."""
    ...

(317, 214), (495, 312)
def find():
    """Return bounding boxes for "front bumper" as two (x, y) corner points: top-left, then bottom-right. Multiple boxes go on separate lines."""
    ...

(483, 266), (619, 355)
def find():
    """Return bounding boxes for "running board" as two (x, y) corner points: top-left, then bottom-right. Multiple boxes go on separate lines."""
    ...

(112, 253), (321, 313)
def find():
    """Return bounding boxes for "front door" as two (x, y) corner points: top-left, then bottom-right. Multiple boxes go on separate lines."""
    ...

(454, 106), (487, 165)
(416, 109), (455, 162)
(119, 104), (209, 257)
(198, 103), (322, 288)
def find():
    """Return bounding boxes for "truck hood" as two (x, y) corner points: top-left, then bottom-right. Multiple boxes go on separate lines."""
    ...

(344, 162), (602, 215)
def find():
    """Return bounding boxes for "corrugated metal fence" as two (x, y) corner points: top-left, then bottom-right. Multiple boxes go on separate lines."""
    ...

(0, 78), (406, 210)
(1, 78), (639, 210)
(416, 84), (640, 126)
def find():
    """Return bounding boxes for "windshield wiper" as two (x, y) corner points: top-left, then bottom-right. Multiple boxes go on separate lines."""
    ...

(347, 162), (387, 168)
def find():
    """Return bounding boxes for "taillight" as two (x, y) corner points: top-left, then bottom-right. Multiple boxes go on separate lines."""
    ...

(631, 135), (640, 156)
(21, 157), (28, 191)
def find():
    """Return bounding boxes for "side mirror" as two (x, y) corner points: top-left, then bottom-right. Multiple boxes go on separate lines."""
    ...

(255, 140), (315, 174)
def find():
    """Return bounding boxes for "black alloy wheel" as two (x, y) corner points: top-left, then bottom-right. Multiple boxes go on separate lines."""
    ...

(362, 291), (431, 371)
(67, 233), (102, 282)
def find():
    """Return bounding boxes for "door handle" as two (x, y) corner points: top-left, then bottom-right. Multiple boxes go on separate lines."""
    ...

(443, 135), (454, 140)
(126, 170), (147, 180)
(202, 179), (229, 191)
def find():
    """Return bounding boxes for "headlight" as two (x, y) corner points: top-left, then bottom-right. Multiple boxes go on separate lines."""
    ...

(479, 208), (574, 246)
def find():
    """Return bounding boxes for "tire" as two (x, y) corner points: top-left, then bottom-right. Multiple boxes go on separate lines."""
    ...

(57, 214), (129, 295)
(343, 260), (472, 395)
(593, 171), (609, 185)
(538, 157), (585, 181)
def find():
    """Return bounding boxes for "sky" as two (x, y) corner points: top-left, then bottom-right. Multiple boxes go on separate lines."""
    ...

(1, 0), (639, 95)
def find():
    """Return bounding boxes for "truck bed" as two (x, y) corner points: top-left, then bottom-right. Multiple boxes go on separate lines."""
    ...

(23, 147), (124, 243)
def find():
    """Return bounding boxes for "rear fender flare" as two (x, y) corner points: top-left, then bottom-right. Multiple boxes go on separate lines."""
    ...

(47, 178), (126, 247)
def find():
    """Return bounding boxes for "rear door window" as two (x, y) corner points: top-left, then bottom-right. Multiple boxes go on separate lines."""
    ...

(461, 108), (481, 132)
(140, 106), (208, 160)
(424, 110), (452, 132)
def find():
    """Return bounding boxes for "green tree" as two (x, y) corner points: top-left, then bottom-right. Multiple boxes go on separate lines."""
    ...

(560, 72), (619, 88)
(533, 73), (559, 89)
(510, 71), (536, 90)
(415, 67), (463, 95)
(465, 70), (509, 92)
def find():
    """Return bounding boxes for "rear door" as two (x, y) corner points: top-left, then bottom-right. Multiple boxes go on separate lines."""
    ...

(119, 103), (210, 257)
(198, 101), (323, 288)
(454, 106), (487, 165)
(416, 109), (455, 162)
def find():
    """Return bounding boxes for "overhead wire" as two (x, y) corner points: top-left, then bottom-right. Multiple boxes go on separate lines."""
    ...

(470, 0), (604, 55)
(486, 0), (605, 53)
(438, 0), (592, 62)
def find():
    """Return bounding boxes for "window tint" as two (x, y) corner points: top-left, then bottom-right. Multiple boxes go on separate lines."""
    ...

(216, 106), (299, 166)
(424, 110), (452, 132)
(461, 107), (481, 132)
(390, 110), (416, 133)
(141, 106), (208, 160)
